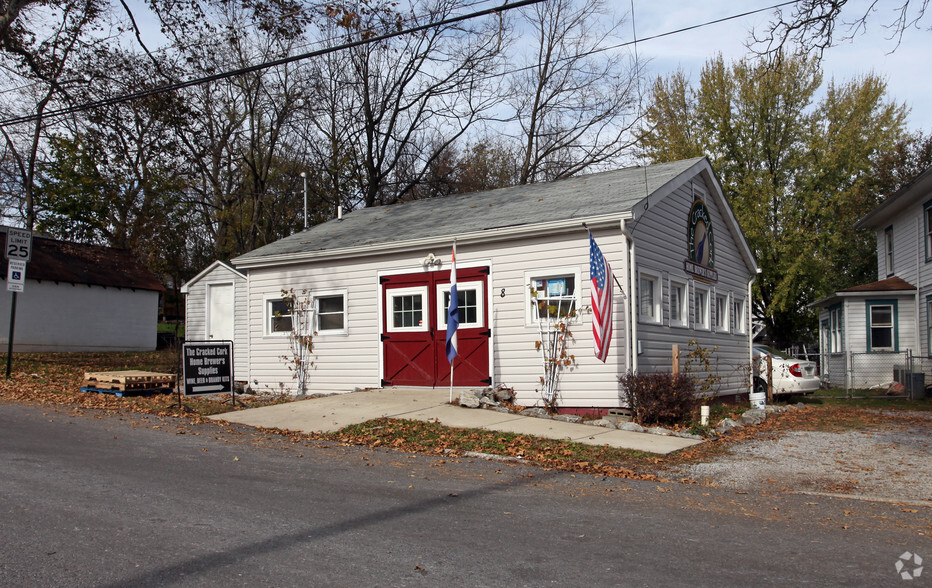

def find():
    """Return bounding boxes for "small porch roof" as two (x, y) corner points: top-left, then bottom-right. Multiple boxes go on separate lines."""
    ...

(810, 276), (917, 308)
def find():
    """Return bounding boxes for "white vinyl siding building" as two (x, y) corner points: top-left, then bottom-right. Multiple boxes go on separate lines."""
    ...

(218, 158), (758, 411)
(0, 234), (163, 352)
(181, 261), (249, 379)
(814, 163), (932, 389)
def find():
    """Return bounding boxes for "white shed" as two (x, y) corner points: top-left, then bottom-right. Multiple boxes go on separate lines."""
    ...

(0, 235), (163, 352)
(231, 157), (759, 412)
(181, 260), (249, 379)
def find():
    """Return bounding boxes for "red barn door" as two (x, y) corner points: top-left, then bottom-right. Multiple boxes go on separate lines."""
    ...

(381, 268), (489, 387)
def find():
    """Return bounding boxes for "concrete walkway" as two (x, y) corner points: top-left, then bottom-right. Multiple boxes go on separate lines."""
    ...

(213, 388), (703, 455)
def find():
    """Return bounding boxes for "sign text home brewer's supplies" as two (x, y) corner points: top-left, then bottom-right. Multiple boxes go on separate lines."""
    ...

(182, 342), (233, 396)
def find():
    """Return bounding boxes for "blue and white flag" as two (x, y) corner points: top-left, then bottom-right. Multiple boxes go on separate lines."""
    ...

(445, 243), (459, 364)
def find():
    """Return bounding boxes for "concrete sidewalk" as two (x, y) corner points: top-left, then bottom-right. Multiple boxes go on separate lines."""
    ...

(213, 388), (703, 455)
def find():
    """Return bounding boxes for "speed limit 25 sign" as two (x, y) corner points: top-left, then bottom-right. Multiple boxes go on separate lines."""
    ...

(5, 228), (32, 262)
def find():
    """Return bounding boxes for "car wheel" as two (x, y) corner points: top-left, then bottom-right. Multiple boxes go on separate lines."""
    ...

(753, 377), (767, 395)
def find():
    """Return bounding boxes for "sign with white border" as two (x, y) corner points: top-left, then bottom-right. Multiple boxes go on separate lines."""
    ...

(5, 227), (32, 262)
(7, 259), (25, 292)
(182, 341), (234, 396)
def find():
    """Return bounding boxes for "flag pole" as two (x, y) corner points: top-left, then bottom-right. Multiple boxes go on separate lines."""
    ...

(449, 358), (454, 404)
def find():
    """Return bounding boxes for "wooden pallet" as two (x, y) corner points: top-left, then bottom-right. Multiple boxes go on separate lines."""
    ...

(83, 370), (176, 392)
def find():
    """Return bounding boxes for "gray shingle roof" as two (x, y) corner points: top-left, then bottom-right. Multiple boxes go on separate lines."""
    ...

(235, 157), (705, 262)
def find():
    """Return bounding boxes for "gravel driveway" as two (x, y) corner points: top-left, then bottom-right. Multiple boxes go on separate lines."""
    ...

(680, 410), (932, 505)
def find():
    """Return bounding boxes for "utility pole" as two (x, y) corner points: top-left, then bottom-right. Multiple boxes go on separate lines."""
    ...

(300, 172), (307, 230)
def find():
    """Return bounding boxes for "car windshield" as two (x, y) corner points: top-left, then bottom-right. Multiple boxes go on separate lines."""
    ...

(754, 345), (792, 360)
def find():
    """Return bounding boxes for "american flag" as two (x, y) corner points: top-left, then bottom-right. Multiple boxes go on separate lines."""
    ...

(590, 234), (613, 362)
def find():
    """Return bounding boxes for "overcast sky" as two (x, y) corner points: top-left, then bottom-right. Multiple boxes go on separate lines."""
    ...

(632, 0), (931, 131)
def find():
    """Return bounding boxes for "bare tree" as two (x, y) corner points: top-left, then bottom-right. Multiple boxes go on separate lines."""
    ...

(169, 1), (311, 258)
(325, 0), (508, 208)
(507, 0), (644, 184)
(0, 0), (110, 229)
(755, 0), (930, 56)
(36, 47), (196, 286)
(293, 16), (365, 216)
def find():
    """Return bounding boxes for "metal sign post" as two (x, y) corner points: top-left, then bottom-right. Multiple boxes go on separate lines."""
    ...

(4, 227), (31, 378)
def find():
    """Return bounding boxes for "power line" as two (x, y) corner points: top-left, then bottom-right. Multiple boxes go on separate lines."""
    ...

(279, 0), (802, 126)
(0, 0), (545, 128)
(0, 0), (798, 128)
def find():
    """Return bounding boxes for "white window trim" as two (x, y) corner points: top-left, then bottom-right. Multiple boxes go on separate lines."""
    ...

(314, 290), (348, 335)
(714, 291), (730, 333)
(830, 306), (843, 352)
(386, 286), (430, 333)
(694, 283), (710, 330)
(437, 280), (485, 330)
(885, 227), (894, 276)
(733, 296), (746, 334)
(669, 279), (688, 328)
(638, 271), (662, 324)
(263, 293), (292, 338)
(524, 267), (582, 327)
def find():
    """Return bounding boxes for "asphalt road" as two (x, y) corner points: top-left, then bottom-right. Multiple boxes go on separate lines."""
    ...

(0, 402), (927, 587)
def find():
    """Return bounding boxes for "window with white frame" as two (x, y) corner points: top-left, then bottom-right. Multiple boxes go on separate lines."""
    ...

(714, 292), (729, 331)
(925, 203), (932, 262)
(830, 305), (843, 352)
(670, 280), (687, 327)
(732, 297), (745, 333)
(638, 273), (661, 323)
(694, 285), (710, 329)
(885, 226), (894, 276)
(315, 292), (347, 333)
(527, 271), (579, 323)
(438, 281), (484, 329)
(867, 301), (896, 351)
(387, 286), (428, 332)
(266, 298), (292, 335)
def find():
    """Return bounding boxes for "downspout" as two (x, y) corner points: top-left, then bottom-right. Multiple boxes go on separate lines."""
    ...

(748, 270), (759, 394)
(916, 216), (921, 356)
(621, 220), (637, 374)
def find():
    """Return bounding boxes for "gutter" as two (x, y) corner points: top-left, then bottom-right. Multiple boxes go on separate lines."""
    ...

(748, 269), (759, 393)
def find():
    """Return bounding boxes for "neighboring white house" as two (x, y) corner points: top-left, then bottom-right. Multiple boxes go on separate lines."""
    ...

(813, 164), (932, 390)
(0, 234), (163, 352)
(181, 260), (249, 379)
(216, 157), (758, 412)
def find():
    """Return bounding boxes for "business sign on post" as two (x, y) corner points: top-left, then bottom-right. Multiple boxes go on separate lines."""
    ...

(182, 341), (233, 396)
(6, 259), (25, 292)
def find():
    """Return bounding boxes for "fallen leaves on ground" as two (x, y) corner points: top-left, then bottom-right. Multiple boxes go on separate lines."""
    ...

(2, 350), (930, 482)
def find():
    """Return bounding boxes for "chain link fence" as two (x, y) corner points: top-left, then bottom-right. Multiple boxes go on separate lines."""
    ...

(821, 350), (928, 398)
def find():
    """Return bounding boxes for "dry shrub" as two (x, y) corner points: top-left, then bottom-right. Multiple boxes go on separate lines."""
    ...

(619, 372), (697, 426)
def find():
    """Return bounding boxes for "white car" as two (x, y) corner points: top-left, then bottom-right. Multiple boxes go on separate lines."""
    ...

(753, 346), (820, 396)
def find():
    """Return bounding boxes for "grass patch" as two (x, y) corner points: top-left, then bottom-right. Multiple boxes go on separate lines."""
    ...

(158, 323), (185, 336)
(325, 417), (668, 480)
(784, 388), (932, 411)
